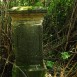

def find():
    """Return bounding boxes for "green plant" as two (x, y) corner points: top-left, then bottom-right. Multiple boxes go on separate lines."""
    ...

(43, 0), (74, 61)
(34, 2), (43, 6)
(46, 60), (54, 68)
(61, 52), (71, 60)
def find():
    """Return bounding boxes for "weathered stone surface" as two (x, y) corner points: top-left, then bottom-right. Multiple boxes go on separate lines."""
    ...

(9, 7), (46, 77)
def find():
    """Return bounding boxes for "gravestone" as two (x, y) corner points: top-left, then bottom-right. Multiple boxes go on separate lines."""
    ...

(9, 6), (46, 77)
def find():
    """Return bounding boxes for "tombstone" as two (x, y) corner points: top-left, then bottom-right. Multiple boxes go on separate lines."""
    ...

(9, 7), (46, 77)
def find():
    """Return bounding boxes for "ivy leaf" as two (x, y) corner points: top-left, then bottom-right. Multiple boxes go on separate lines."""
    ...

(61, 52), (71, 60)
(46, 61), (54, 68)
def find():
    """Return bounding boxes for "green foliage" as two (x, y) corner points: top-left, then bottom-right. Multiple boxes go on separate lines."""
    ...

(44, 0), (74, 47)
(27, 0), (39, 6)
(8, 0), (42, 8)
(43, 0), (74, 64)
(61, 52), (71, 60)
(47, 0), (73, 27)
(46, 61), (54, 68)
(44, 0), (74, 45)
(34, 2), (43, 6)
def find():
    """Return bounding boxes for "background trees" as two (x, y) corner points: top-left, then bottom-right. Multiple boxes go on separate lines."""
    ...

(43, 0), (77, 76)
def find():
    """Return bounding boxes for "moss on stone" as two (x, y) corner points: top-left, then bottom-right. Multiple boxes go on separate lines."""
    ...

(9, 6), (47, 14)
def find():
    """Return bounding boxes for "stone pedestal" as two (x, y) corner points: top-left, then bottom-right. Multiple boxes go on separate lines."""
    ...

(9, 7), (46, 77)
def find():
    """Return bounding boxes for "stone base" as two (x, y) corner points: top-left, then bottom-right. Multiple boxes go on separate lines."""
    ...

(12, 65), (46, 77)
